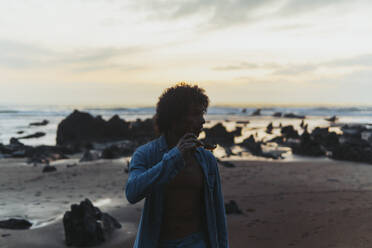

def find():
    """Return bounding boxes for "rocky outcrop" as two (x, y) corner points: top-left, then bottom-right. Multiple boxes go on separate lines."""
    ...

(225, 200), (243, 214)
(18, 132), (46, 139)
(56, 110), (155, 149)
(202, 123), (240, 146)
(0, 218), (32, 230)
(63, 199), (121, 247)
(29, 120), (49, 126)
(283, 113), (305, 119)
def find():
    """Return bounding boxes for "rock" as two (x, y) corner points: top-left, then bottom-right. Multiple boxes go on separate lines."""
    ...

(9, 137), (24, 147)
(239, 135), (262, 155)
(202, 123), (238, 146)
(361, 130), (372, 144)
(266, 122), (273, 134)
(230, 126), (242, 137)
(29, 119), (49, 126)
(26, 145), (70, 164)
(129, 118), (156, 142)
(267, 136), (284, 144)
(56, 110), (155, 149)
(63, 198), (121, 247)
(241, 108), (247, 113)
(341, 125), (366, 138)
(325, 116), (338, 122)
(0, 218), (32, 230)
(66, 163), (77, 168)
(18, 132), (46, 139)
(216, 158), (235, 168)
(273, 112), (282, 117)
(292, 130), (325, 157)
(281, 125), (300, 139)
(332, 141), (372, 164)
(225, 200), (243, 214)
(283, 113), (305, 119)
(124, 161), (129, 173)
(17, 130), (24, 134)
(236, 120), (250, 124)
(251, 108), (261, 116)
(300, 120), (305, 128)
(311, 127), (340, 149)
(42, 165), (57, 173)
(80, 150), (100, 162)
(101, 144), (134, 159)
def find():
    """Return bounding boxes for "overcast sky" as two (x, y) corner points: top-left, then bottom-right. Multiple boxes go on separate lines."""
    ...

(0, 0), (371, 107)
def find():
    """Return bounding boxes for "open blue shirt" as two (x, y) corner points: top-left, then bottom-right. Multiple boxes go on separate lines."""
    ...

(125, 135), (229, 248)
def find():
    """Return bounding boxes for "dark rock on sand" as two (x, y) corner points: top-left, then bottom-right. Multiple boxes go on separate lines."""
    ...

(341, 124), (367, 139)
(202, 123), (239, 146)
(129, 118), (156, 142)
(326, 116), (338, 122)
(251, 108), (261, 116)
(9, 137), (24, 147)
(42, 165), (57, 173)
(0, 218), (32, 230)
(266, 122), (273, 134)
(236, 120), (250, 124)
(217, 158), (235, 168)
(57, 110), (155, 149)
(17, 130), (24, 134)
(239, 135), (282, 159)
(80, 150), (100, 162)
(239, 135), (263, 155)
(292, 130), (325, 157)
(273, 112), (282, 117)
(252, 109), (261, 116)
(225, 200), (243, 214)
(283, 113), (305, 119)
(29, 119), (49, 126)
(311, 127), (340, 149)
(124, 161), (129, 173)
(281, 125), (300, 139)
(331, 141), (372, 164)
(101, 143), (134, 159)
(18, 132), (46, 139)
(26, 145), (70, 164)
(63, 198), (121, 247)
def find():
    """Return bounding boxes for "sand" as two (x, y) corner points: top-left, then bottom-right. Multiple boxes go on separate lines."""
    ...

(1, 156), (372, 247)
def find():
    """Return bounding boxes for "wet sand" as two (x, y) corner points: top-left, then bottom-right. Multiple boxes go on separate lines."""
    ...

(1, 157), (372, 247)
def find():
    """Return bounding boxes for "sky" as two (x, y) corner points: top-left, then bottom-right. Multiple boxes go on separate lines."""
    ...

(0, 0), (372, 107)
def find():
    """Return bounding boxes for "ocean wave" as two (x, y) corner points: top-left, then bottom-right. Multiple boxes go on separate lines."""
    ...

(0, 110), (19, 114)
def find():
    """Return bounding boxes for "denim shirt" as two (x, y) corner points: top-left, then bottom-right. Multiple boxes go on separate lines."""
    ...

(125, 135), (229, 248)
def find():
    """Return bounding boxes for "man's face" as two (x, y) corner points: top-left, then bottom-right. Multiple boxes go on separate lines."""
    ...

(174, 105), (206, 138)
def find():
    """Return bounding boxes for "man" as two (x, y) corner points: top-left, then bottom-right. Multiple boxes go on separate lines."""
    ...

(125, 83), (229, 248)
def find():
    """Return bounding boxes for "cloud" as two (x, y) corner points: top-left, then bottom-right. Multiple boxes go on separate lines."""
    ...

(212, 62), (280, 71)
(133, 0), (368, 30)
(216, 53), (372, 76)
(0, 39), (146, 71)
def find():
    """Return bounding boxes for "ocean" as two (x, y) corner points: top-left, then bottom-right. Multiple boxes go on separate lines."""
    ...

(1, 104), (372, 147)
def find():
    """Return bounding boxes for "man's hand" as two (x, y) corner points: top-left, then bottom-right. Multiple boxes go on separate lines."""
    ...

(176, 133), (201, 160)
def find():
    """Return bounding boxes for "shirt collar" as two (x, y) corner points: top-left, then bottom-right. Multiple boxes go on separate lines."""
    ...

(159, 134), (168, 152)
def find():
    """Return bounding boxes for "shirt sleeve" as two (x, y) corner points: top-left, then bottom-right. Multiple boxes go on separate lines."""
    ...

(125, 146), (185, 204)
(213, 156), (230, 248)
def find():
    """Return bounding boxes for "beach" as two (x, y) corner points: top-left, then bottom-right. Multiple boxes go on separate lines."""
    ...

(2, 155), (372, 247)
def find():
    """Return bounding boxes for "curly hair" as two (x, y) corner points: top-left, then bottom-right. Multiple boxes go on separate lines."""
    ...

(154, 82), (210, 134)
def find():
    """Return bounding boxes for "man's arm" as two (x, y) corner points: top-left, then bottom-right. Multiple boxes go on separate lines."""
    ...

(125, 146), (185, 204)
(213, 156), (230, 248)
